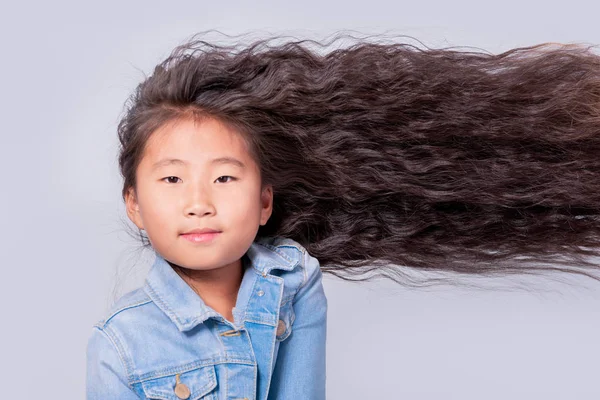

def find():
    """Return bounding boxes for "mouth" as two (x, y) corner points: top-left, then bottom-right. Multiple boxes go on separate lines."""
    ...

(180, 231), (221, 243)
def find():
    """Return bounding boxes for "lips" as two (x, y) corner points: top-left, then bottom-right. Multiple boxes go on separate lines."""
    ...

(180, 228), (222, 244)
(181, 228), (221, 235)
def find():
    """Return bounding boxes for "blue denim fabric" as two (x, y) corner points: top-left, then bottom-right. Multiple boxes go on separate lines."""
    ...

(86, 236), (327, 400)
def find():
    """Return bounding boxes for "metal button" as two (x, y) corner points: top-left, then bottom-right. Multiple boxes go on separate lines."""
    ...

(174, 374), (190, 399)
(257, 290), (264, 297)
(276, 319), (286, 336)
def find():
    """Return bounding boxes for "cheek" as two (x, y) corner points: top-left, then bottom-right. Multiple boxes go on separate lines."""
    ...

(138, 186), (178, 218)
(221, 187), (262, 214)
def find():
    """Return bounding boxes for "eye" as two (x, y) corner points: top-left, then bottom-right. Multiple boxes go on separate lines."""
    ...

(216, 176), (237, 183)
(161, 176), (181, 184)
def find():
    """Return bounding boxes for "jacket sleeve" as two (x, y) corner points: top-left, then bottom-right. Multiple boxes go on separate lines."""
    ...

(268, 251), (328, 400)
(86, 326), (140, 400)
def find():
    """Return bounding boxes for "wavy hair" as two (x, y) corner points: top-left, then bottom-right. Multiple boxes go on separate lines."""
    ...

(117, 31), (600, 286)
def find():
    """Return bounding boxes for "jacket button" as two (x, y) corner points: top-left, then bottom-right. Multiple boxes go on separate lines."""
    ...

(174, 373), (191, 399)
(276, 319), (286, 336)
(174, 383), (190, 399)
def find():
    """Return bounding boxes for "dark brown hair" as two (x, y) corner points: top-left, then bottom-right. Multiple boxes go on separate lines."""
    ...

(117, 31), (600, 286)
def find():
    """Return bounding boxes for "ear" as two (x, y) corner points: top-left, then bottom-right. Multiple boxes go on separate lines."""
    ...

(125, 187), (145, 230)
(259, 184), (274, 226)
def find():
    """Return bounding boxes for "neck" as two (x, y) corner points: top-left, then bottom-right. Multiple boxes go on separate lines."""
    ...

(171, 257), (245, 321)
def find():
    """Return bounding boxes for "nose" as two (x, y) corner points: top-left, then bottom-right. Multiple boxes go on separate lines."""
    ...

(183, 182), (216, 217)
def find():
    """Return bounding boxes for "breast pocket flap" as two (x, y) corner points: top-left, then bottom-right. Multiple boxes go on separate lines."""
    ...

(142, 365), (217, 400)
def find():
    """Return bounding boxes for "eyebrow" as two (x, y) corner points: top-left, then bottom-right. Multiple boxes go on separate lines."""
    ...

(151, 157), (246, 170)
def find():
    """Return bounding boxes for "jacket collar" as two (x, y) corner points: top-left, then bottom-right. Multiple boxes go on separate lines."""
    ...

(143, 237), (298, 332)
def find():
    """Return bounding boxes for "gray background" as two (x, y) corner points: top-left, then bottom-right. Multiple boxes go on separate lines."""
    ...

(2, 1), (600, 398)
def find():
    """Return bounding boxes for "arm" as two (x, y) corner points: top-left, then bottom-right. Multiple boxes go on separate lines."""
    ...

(268, 251), (328, 400)
(86, 326), (140, 400)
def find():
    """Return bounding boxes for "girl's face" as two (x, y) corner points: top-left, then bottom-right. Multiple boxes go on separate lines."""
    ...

(125, 116), (273, 271)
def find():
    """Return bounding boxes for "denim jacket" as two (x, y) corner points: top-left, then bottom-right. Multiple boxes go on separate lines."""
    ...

(86, 236), (327, 400)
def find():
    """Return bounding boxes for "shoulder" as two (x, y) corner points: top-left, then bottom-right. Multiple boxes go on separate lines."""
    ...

(254, 236), (319, 275)
(272, 236), (320, 279)
(87, 287), (156, 379)
(254, 235), (307, 259)
(271, 236), (307, 251)
(92, 286), (153, 330)
(254, 236), (322, 301)
(88, 285), (181, 371)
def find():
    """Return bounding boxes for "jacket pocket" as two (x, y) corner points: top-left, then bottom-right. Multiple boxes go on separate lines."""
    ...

(141, 365), (217, 400)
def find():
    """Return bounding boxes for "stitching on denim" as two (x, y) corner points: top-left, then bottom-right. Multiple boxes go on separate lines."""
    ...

(271, 244), (296, 263)
(145, 282), (215, 330)
(95, 326), (136, 388)
(250, 237), (306, 277)
(256, 240), (303, 269)
(289, 305), (297, 328)
(261, 275), (284, 399)
(279, 269), (303, 307)
(295, 250), (310, 295)
(151, 371), (215, 397)
(243, 316), (277, 326)
(245, 316), (277, 326)
(223, 341), (229, 399)
(217, 320), (229, 372)
(246, 268), (261, 315)
(231, 264), (257, 325)
(257, 242), (295, 264)
(280, 293), (295, 307)
(100, 299), (152, 326)
(141, 365), (217, 397)
(281, 305), (296, 343)
(273, 236), (307, 253)
(277, 243), (306, 255)
(131, 358), (256, 384)
(143, 282), (181, 324)
(243, 273), (281, 326)
(244, 323), (258, 400)
(277, 250), (308, 309)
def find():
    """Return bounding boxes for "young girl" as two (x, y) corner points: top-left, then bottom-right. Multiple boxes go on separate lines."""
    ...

(85, 39), (328, 399)
(86, 115), (327, 399)
(87, 31), (600, 399)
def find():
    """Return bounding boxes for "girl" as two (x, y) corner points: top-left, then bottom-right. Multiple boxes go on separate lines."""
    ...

(86, 116), (327, 399)
(87, 31), (600, 399)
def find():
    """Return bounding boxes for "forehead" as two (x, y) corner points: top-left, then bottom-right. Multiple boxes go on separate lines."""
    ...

(143, 117), (250, 162)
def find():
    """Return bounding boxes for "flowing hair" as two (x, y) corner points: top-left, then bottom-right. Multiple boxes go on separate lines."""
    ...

(117, 31), (600, 286)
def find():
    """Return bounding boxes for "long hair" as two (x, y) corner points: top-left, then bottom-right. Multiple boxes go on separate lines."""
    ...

(117, 31), (600, 286)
